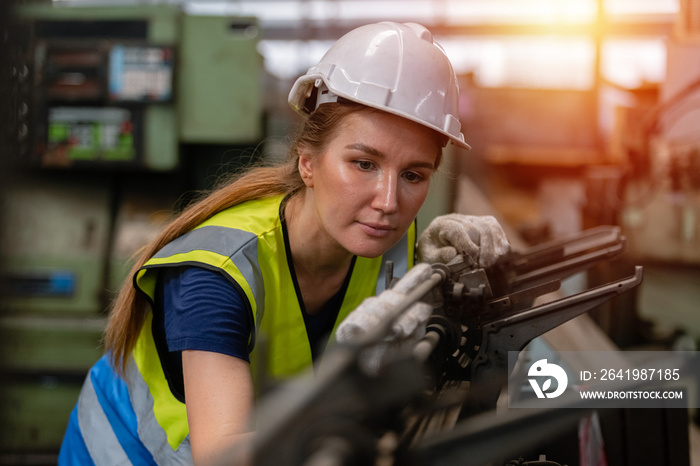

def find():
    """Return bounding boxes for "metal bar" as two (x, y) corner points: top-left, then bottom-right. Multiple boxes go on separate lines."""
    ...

(511, 226), (621, 268)
(413, 403), (591, 466)
(413, 329), (442, 363)
(509, 241), (625, 290)
(493, 266), (643, 334)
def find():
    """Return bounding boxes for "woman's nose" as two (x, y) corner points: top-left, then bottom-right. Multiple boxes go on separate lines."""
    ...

(371, 172), (399, 214)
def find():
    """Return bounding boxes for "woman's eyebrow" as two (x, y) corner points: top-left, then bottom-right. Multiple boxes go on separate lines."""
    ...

(345, 143), (436, 170)
(345, 143), (382, 157)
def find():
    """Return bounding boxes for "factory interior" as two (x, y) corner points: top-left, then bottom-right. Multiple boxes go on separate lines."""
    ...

(1, 0), (700, 464)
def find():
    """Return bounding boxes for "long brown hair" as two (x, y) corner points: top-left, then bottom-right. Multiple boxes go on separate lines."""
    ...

(104, 102), (445, 374)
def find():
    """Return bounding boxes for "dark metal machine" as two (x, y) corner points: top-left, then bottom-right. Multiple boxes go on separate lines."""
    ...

(248, 226), (644, 466)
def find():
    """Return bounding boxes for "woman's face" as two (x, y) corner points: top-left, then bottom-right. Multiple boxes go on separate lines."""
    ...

(299, 109), (442, 258)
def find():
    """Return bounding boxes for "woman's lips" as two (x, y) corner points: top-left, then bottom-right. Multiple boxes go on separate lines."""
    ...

(358, 222), (394, 238)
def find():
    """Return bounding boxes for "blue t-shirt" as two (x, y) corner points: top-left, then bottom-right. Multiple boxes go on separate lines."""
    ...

(152, 266), (346, 401)
(160, 266), (252, 361)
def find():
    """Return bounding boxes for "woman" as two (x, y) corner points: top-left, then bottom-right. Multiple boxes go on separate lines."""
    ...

(58, 21), (507, 465)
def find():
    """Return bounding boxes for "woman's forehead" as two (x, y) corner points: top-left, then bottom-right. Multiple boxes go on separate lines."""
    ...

(332, 110), (443, 160)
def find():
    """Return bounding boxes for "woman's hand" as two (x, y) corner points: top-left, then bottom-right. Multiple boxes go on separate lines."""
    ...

(417, 214), (510, 267)
(335, 263), (434, 372)
(183, 350), (255, 465)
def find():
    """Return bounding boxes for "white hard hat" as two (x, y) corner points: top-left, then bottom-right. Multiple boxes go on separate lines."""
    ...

(288, 22), (471, 150)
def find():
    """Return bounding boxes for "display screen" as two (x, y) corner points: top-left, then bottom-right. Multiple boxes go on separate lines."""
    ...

(108, 45), (174, 102)
(45, 48), (104, 100)
(44, 106), (138, 165)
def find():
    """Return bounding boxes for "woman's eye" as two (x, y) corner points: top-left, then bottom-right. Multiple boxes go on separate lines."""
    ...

(355, 160), (374, 170)
(403, 171), (425, 183)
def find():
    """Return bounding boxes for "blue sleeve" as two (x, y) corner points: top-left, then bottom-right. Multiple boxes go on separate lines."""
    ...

(160, 266), (252, 363)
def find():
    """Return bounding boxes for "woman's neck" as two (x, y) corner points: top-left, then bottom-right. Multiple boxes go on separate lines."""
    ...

(284, 191), (354, 314)
(284, 191), (354, 276)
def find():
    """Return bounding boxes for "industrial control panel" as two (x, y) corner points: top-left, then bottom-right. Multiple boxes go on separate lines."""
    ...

(19, 4), (264, 171)
(36, 41), (174, 167)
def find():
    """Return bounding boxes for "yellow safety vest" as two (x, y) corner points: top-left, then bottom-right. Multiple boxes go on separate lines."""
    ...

(130, 194), (415, 453)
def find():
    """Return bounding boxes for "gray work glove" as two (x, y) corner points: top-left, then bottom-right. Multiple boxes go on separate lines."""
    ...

(336, 263), (433, 342)
(336, 263), (434, 372)
(417, 214), (510, 268)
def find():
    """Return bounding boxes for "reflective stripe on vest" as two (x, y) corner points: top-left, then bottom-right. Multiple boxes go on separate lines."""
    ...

(72, 352), (192, 464)
(149, 225), (264, 328)
(132, 313), (192, 455)
(77, 372), (133, 464)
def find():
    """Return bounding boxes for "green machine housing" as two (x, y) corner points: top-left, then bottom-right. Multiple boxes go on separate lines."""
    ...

(2, 4), (264, 457)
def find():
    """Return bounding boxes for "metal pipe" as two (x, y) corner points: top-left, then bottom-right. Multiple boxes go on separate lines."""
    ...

(413, 329), (442, 363)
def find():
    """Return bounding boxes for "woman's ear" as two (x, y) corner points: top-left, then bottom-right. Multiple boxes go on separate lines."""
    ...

(298, 150), (314, 188)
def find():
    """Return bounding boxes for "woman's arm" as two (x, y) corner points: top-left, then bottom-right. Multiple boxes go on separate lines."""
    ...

(183, 349), (255, 465)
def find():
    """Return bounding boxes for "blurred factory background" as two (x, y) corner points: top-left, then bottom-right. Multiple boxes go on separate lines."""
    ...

(1, 0), (700, 464)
